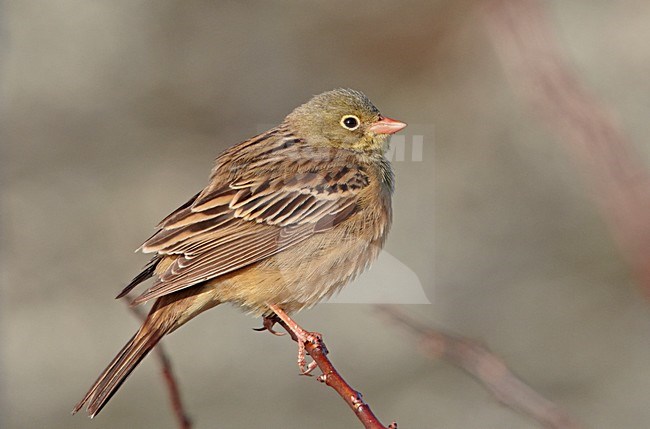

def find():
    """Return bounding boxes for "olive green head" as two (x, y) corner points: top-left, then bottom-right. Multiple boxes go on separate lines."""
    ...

(285, 89), (404, 154)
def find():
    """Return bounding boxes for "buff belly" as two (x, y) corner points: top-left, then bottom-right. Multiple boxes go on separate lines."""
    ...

(209, 227), (384, 315)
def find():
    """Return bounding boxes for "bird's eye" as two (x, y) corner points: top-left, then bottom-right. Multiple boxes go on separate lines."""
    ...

(340, 115), (360, 131)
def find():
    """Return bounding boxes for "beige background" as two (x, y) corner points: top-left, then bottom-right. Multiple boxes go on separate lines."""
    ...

(3, 1), (650, 428)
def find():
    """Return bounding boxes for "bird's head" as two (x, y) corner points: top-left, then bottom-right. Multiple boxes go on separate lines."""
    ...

(285, 89), (406, 154)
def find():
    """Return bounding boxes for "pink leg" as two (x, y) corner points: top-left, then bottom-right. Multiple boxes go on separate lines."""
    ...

(267, 303), (323, 374)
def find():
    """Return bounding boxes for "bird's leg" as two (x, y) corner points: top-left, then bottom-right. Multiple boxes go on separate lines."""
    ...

(266, 303), (324, 375)
(253, 314), (285, 336)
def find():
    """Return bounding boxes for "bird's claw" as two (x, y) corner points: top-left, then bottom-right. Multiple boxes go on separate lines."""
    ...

(264, 303), (326, 374)
(295, 330), (323, 375)
(253, 315), (285, 336)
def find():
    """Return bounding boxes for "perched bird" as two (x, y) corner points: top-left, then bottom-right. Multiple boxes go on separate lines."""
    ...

(73, 88), (406, 418)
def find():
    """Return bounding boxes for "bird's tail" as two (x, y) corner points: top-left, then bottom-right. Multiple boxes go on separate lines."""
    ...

(72, 316), (171, 418)
(74, 282), (221, 418)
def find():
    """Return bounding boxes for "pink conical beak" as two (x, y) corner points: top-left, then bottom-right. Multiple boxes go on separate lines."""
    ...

(368, 116), (407, 135)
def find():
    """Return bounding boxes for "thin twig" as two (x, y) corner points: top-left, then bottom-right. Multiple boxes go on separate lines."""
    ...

(272, 314), (397, 429)
(127, 299), (192, 429)
(483, 0), (650, 296)
(377, 305), (583, 429)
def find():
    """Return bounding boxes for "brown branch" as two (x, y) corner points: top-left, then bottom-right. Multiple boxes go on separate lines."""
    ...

(127, 299), (192, 429)
(482, 0), (650, 296)
(377, 305), (583, 429)
(269, 308), (397, 429)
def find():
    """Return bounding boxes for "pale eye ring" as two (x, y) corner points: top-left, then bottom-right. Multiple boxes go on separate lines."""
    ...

(340, 115), (360, 131)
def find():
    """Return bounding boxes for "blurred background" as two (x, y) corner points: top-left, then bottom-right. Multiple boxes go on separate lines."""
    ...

(3, 1), (650, 428)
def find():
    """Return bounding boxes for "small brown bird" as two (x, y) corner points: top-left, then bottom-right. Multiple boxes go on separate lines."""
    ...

(73, 88), (406, 417)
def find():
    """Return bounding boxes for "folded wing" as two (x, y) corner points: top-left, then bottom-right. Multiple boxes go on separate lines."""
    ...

(127, 153), (369, 304)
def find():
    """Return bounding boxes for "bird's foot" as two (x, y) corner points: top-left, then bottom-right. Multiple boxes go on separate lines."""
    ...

(296, 330), (322, 375)
(253, 314), (285, 336)
(265, 303), (326, 374)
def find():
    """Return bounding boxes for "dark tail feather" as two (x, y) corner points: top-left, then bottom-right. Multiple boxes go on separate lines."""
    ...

(72, 324), (169, 417)
(116, 257), (161, 299)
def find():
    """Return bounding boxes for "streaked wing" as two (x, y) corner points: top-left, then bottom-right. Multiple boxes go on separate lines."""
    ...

(128, 133), (369, 304)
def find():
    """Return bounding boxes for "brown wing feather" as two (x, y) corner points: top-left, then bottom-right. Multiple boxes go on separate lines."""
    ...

(131, 224), (314, 304)
(129, 132), (370, 304)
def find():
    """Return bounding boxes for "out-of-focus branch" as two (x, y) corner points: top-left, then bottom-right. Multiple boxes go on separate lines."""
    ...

(377, 305), (583, 429)
(128, 299), (192, 429)
(271, 314), (397, 429)
(483, 0), (650, 295)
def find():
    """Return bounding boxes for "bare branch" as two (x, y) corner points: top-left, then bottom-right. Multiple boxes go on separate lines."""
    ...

(483, 0), (650, 296)
(127, 300), (192, 429)
(377, 305), (583, 429)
